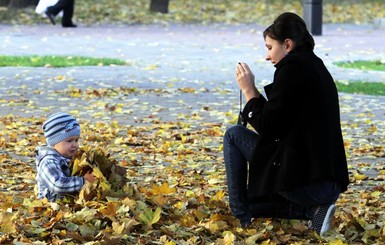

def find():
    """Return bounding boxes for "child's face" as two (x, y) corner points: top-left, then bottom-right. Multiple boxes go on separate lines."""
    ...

(53, 135), (79, 158)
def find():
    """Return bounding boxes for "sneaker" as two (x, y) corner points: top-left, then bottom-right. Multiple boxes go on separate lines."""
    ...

(240, 219), (251, 228)
(310, 204), (336, 235)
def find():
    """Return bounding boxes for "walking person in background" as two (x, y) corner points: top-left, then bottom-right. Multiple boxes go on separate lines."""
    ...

(223, 12), (349, 235)
(45, 0), (77, 27)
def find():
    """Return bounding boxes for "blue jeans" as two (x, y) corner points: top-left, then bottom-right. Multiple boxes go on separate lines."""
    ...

(223, 125), (341, 222)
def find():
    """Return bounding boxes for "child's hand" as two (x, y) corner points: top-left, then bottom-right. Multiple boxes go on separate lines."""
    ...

(84, 171), (96, 183)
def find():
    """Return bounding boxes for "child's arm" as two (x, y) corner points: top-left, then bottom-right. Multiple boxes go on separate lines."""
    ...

(39, 159), (85, 194)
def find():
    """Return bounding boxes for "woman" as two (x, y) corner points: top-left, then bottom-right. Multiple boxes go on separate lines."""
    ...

(223, 12), (349, 235)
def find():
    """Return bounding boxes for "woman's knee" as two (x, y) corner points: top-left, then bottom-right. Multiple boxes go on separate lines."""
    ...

(224, 125), (245, 140)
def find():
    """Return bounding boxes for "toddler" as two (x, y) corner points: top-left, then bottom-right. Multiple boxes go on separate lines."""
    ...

(35, 112), (94, 201)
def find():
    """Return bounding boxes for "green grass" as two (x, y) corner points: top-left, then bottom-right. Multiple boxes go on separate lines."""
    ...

(336, 81), (385, 96)
(334, 60), (385, 71)
(334, 60), (385, 96)
(0, 55), (128, 67)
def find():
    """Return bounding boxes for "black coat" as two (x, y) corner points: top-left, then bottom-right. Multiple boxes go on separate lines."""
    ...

(242, 50), (349, 200)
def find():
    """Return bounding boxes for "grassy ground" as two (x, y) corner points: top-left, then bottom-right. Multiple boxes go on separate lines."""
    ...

(0, 55), (127, 67)
(336, 81), (385, 96)
(335, 60), (385, 71)
(334, 60), (385, 96)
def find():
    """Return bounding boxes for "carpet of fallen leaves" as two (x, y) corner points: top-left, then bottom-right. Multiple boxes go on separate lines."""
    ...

(0, 80), (385, 244)
(1, 0), (385, 26)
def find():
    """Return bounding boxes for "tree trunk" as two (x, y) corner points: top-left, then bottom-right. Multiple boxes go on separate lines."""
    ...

(150, 0), (169, 14)
(0, 0), (11, 7)
(8, 0), (38, 8)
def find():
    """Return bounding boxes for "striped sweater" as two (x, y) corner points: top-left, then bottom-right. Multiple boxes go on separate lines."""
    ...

(35, 146), (84, 201)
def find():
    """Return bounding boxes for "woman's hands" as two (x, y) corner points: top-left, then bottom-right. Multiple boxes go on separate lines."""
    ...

(236, 63), (260, 101)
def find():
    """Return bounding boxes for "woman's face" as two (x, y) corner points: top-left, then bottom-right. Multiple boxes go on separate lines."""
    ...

(265, 35), (290, 65)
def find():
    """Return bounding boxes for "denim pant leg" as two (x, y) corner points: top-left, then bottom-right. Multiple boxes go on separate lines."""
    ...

(279, 180), (342, 219)
(223, 125), (260, 221)
(249, 181), (342, 220)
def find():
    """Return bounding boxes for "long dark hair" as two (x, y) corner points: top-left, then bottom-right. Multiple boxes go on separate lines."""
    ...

(263, 12), (315, 52)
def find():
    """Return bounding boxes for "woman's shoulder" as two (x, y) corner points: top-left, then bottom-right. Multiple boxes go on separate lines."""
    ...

(276, 51), (322, 70)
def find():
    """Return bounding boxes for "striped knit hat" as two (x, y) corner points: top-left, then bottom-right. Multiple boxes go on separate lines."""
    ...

(42, 112), (80, 146)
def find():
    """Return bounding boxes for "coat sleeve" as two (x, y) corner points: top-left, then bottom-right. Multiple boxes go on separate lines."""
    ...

(39, 159), (85, 194)
(242, 60), (303, 139)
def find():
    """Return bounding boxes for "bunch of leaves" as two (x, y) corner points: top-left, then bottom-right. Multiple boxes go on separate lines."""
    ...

(71, 145), (129, 202)
(1, 0), (384, 25)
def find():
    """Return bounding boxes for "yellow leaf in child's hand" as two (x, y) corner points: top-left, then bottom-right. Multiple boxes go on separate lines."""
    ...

(92, 166), (105, 179)
(98, 180), (111, 191)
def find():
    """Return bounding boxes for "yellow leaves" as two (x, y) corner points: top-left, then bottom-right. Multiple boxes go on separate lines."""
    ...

(208, 178), (221, 185)
(353, 172), (368, 181)
(178, 87), (196, 93)
(150, 182), (177, 195)
(138, 207), (162, 228)
(55, 75), (66, 81)
(112, 221), (125, 234)
(100, 201), (118, 218)
(121, 197), (137, 210)
(143, 64), (159, 70)
(217, 231), (236, 245)
(205, 220), (228, 233)
(212, 190), (225, 201)
(0, 212), (16, 233)
(329, 240), (348, 245)
(370, 190), (381, 198)
(114, 137), (125, 144)
(205, 127), (223, 137)
(174, 201), (187, 210)
(353, 144), (385, 157)
(70, 207), (98, 223)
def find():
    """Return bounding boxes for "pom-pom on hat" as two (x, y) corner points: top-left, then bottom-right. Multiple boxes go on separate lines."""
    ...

(42, 112), (80, 146)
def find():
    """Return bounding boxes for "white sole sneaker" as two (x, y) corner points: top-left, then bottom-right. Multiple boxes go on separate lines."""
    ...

(311, 204), (336, 235)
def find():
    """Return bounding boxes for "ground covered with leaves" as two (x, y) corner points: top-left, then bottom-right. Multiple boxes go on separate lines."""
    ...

(1, 0), (385, 26)
(0, 80), (385, 244)
(1, 2), (385, 242)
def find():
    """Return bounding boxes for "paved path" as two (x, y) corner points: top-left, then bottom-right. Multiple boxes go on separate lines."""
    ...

(1, 23), (385, 83)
